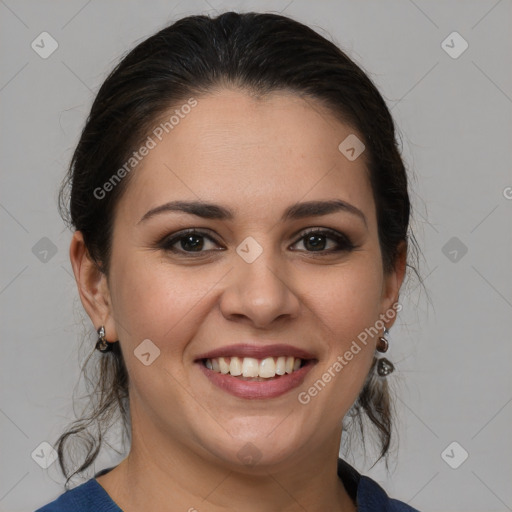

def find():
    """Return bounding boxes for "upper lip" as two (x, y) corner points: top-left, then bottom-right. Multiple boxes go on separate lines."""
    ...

(194, 343), (317, 361)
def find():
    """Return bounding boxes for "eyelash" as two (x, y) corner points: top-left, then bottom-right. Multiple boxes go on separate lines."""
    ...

(158, 227), (356, 256)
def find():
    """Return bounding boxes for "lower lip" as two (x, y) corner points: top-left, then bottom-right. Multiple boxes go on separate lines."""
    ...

(196, 360), (316, 399)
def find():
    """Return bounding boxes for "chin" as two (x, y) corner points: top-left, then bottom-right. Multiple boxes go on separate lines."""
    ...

(201, 425), (304, 472)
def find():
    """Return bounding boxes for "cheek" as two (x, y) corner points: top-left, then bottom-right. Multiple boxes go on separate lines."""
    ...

(311, 255), (384, 341)
(306, 256), (382, 399)
(109, 253), (216, 354)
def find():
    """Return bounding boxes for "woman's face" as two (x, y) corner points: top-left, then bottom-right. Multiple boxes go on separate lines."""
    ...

(76, 88), (405, 470)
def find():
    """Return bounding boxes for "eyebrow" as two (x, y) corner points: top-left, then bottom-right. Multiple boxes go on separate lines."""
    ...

(138, 199), (367, 227)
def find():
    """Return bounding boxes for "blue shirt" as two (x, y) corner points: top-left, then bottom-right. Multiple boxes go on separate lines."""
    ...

(35, 458), (421, 511)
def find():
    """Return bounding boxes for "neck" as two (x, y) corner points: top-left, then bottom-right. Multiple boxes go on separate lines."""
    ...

(96, 408), (356, 512)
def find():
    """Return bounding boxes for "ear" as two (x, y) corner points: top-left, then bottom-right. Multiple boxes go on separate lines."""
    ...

(69, 231), (118, 342)
(379, 240), (407, 329)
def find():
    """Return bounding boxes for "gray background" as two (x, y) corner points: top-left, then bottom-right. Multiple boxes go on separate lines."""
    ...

(1, 1), (511, 511)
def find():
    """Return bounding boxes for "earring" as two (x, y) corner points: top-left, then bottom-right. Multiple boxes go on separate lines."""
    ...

(376, 327), (389, 353)
(376, 327), (394, 376)
(377, 357), (394, 376)
(96, 326), (114, 353)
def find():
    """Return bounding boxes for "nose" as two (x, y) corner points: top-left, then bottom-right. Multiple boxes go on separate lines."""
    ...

(219, 244), (301, 329)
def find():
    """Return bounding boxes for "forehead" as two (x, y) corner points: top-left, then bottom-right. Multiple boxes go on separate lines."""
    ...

(115, 88), (375, 227)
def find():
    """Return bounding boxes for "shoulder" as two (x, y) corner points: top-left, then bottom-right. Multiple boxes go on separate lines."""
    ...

(358, 475), (421, 512)
(337, 458), (421, 512)
(34, 478), (121, 512)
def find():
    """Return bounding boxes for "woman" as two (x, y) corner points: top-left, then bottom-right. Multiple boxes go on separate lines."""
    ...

(36, 11), (422, 512)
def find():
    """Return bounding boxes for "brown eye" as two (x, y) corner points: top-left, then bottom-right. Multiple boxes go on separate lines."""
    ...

(159, 229), (221, 255)
(158, 227), (355, 257)
(291, 228), (355, 253)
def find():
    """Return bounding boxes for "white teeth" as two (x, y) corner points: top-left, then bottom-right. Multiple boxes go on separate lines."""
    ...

(242, 357), (259, 377)
(218, 356), (230, 374)
(229, 356), (242, 376)
(275, 356), (286, 375)
(204, 356), (305, 378)
(259, 357), (276, 378)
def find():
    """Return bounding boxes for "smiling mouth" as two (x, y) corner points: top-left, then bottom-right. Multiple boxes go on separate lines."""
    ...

(201, 355), (308, 380)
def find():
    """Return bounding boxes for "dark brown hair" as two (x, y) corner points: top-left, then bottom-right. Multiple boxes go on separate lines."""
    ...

(56, 11), (423, 488)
